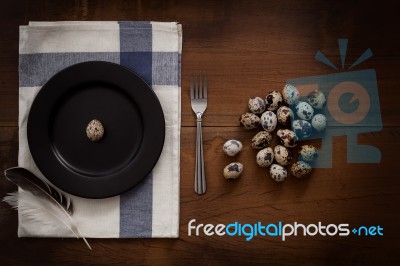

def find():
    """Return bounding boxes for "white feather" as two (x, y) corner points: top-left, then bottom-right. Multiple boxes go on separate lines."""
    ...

(3, 191), (91, 250)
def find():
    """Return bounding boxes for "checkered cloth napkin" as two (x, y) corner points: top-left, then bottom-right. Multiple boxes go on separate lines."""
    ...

(18, 21), (181, 238)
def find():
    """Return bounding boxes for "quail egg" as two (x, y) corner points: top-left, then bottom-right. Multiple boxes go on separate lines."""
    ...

(311, 114), (327, 132)
(265, 91), (283, 111)
(256, 147), (274, 167)
(269, 164), (287, 182)
(307, 90), (326, 110)
(251, 131), (273, 149)
(295, 101), (314, 121)
(260, 111), (277, 132)
(292, 119), (313, 139)
(274, 145), (293, 166)
(291, 161), (312, 178)
(86, 119), (105, 142)
(276, 106), (294, 126)
(239, 113), (261, 130)
(223, 162), (244, 179)
(277, 129), (298, 148)
(282, 84), (299, 105)
(299, 145), (318, 162)
(223, 140), (243, 156)
(248, 96), (266, 114)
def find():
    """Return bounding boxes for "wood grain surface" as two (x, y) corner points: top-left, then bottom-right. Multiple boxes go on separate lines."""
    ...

(1, 0), (400, 265)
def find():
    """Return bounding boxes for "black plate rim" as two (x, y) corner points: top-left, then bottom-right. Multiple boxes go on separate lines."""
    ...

(27, 61), (165, 199)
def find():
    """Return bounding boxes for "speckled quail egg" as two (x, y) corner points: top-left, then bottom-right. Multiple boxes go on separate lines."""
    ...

(260, 111), (277, 132)
(251, 131), (273, 149)
(292, 119), (313, 139)
(291, 161), (312, 178)
(223, 140), (243, 156)
(86, 119), (105, 142)
(276, 106), (294, 126)
(277, 129), (298, 148)
(248, 96), (266, 114)
(265, 91), (283, 111)
(295, 101), (314, 121)
(282, 84), (300, 105)
(274, 145), (293, 166)
(307, 90), (326, 110)
(223, 162), (244, 179)
(256, 147), (274, 167)
(269, 164), (287, 182)
(239, 113), (261, 130)
(311, 114), (327, 132)
(299, 145), (318, 162)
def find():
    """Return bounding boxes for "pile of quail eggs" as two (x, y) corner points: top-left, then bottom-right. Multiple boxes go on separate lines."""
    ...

(222, 84), (327, 182)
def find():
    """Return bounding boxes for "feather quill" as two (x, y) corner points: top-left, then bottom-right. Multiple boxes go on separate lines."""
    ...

(3, 167), (91, 250)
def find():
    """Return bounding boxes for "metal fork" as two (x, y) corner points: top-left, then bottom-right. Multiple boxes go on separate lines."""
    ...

(190, 74), (208, 195)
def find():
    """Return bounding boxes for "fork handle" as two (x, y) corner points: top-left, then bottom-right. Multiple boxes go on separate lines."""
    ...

(195, 117), (206, 195)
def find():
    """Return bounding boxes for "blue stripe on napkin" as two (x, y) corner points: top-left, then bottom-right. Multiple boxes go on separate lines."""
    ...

(152, 52), (180, 86)
(119, 173), (153, 237)
(119, 21), (152, 52)
(120, 52), (152, 85)
(19, 52), (180, 87)
(118, 21), (154, 237)
(19, 53), (119, 87)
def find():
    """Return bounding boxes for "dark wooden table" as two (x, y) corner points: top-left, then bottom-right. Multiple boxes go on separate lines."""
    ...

(1, 0), (399, 265)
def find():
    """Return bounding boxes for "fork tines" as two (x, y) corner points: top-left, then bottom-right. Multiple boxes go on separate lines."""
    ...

(190, 74), (207, 100)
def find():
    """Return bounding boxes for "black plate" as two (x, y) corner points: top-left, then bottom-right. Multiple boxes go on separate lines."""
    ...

(27, 61), (165, 199)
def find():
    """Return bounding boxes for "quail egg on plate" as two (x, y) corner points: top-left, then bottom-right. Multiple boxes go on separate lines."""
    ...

(86, 119), (105, 142)
(311, 114), (327, 132)
(251, 131), (273, 149)
(269, 164), (287, 182)
(256, 147), (274, 167)
(248, 96), (266, 114)
(282, 84), (299, 105)
(223, 162), (244, 179)
(276, 106), (293, 126)
(239, 113), (261, 130)
(265, 91), (283, 111)
(277, 129), (298, 148)
(295, 101), (314, 121)
(307, 90), (326, 110)
(274, 145), (293, 166)
(223, 140), (243, 156)
(291, 161), (312, 178)
(261, 111), (277, 132)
